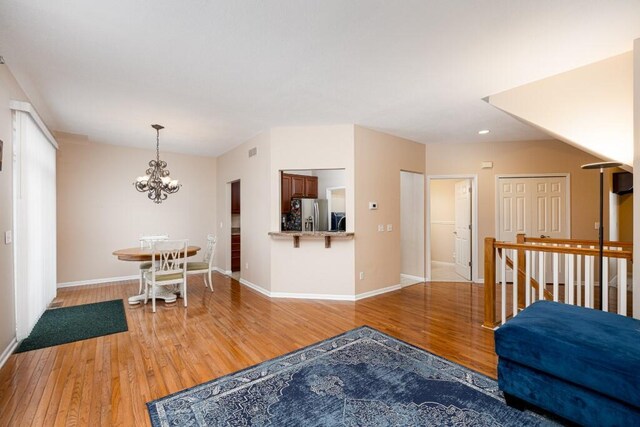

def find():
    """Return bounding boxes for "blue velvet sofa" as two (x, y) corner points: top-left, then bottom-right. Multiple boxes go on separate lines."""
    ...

(494, 300), (640, 426)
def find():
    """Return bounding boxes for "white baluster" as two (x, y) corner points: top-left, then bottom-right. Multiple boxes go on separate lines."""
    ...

(619, 258), (627, 316)
(577, 247), (582, 306)
(501, 250), (507, 325)
(564, 249), (569, 302)
(585, 256), (593, 308)
(602, 256), (609, 312)
(525, 250), (531, 307)
(568, 254), (575, 305)
(512, 249), (518, 317)
(538, 250), (545, 300)
(553, 252), (559, 302)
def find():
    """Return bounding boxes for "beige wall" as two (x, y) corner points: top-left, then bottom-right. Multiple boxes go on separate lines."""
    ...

(426, 139), (606, 279)
(270, 125), (355, 296)
(618, 193), (633, 243)
(400, 171), (425, 278)
(216, 131), (271, 290)
(488, 52), (633, 166)
(429, 179), (456, 263)
(0, 65), (31, 356)
(57, 136), (217, 284)
(354, 126), (425, 294)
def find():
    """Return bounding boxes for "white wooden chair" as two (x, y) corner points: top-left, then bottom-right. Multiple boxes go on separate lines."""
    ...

(144, 239), (189, 312)
(138, 234), (169, 294)
(185, 234), (217, 292)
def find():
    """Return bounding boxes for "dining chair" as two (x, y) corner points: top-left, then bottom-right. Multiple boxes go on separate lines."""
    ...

(185, 234), (217, 292)
(144, 239), (189, 313)
(138, 234), (169, 294)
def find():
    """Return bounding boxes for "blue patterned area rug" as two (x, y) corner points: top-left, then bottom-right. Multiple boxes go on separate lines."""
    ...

(147, 326), (554, 426)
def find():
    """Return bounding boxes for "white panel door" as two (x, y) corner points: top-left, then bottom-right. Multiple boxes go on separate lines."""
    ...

(454, 180), (471, 280)
(498, 176), (569, 282)
(498, 176), (568, 241)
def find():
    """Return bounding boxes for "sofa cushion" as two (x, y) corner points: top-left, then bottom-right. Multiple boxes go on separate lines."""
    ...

(495, 300), (640, 408)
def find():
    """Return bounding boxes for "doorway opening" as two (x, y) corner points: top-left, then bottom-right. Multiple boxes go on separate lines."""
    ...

(230, 180), (241, 280)
(426, 175), (477, 282)
(400, 171), (425, 287)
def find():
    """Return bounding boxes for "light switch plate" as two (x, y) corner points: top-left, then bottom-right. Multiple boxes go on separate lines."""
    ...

(377, 224), (384, 232)
(4, 230), (12, 244)
(387, 224), (393, 232)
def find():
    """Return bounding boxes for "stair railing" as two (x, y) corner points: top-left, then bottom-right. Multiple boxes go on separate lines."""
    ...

(483, 234), (632, 329)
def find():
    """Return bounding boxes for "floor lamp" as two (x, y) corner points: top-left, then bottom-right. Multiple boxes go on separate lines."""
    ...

(581, 161), (622, 310)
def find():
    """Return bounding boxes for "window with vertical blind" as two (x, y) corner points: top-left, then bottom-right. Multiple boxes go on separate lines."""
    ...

(11, 102), (58, 340)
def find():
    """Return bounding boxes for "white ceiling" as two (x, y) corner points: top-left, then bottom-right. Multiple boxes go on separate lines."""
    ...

(1, 1), (639, 157)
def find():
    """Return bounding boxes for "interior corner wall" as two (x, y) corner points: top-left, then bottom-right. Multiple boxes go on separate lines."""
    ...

(354, 126), (425, 295)
(0, 65), (33, 356)
(269, 125), (355, 296)
(425, 139), (606, 280)
(216, 131), (271, 292)
(56, 137), (217, 284)
(632, 38), (639, 319)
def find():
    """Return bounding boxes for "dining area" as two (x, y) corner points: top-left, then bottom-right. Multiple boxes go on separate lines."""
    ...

(112, 234), (217, 312)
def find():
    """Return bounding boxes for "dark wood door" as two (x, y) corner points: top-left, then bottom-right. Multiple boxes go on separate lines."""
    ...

(231, 181), (241, 214)
(305, 176), (318, 198)
(291, 175), (305, 198)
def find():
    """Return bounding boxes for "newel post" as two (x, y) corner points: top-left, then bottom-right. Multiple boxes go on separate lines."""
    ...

(483, 237), (498, 329)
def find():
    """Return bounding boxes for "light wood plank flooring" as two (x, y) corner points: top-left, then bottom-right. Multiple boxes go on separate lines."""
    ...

(0, 274), (496, 426)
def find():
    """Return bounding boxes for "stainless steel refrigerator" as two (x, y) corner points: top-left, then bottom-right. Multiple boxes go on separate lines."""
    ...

(301, 199), (328, 232)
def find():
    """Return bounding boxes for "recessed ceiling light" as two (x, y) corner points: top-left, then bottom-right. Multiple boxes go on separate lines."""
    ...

(478, 129), (490, 135)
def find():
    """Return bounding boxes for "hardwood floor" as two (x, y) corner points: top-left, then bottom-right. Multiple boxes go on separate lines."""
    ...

(0, 274), (496, 426)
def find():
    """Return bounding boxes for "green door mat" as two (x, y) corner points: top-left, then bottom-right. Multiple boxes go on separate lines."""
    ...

(16, 299), (129, 353)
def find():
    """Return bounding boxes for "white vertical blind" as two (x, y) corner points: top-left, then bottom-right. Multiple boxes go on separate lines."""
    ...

(12, 108), (57, 340)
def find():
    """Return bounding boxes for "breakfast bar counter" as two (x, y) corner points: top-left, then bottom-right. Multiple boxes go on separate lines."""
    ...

(268, 231), (354, 248)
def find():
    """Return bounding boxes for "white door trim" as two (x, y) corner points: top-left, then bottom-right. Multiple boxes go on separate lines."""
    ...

(426, 175), (479, 283)
(494, 173), (571, 242)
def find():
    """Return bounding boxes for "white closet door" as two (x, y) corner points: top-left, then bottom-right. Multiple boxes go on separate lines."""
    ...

(498, 176), (569, 283)
(13, 110), (57, 340)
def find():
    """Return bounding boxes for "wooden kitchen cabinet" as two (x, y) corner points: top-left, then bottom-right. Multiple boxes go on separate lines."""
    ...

(304, 176), (318, 198)
(291, 175), (305, 198)
(281, 173), (319, 214)
(231, 234), (241, 272)
(281, 173), (292, 213)
(231, 181), (241, 214)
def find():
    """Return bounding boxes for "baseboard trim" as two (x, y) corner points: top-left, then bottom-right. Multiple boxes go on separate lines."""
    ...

(271, 291), (354, 301)
(400, 273), (426, 284)
(239, 278), (271, 297)
(0, 337), (18, 370)
(354, 284), (402, 301)
(57, 275), (138, 288)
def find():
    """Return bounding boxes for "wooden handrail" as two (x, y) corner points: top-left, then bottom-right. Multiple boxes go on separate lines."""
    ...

(520, 234), (632, 249)
(494, 241), (633, 261)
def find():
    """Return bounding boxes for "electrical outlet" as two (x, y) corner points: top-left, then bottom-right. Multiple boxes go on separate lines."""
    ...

(377, 224), (384, 232)
(245, 262), (249, 269)
(359, 272), (365, 280)
(220, 222), (223, 228)
(387, 224), (393, 232)
(594, 222), (600, 230)
(4, 231), (11, 245)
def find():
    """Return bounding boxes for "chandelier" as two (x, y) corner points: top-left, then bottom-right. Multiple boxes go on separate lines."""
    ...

(133, 124), (181, 204)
